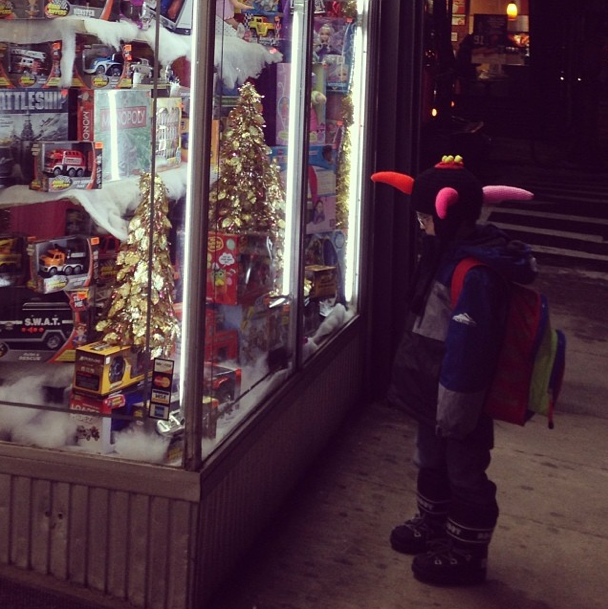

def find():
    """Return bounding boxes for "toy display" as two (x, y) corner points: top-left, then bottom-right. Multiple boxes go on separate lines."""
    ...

(0, 0), (358, 464)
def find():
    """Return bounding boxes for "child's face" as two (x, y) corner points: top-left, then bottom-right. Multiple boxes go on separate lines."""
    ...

(416, 212), (435, 236)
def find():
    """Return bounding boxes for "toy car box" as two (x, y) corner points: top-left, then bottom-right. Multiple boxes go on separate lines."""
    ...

(206, 232), (275, 306)
(0, 42), (62, 88)
(30, 141), (103, 192)
(76, 88), (152, 182)
(0, 88), (70, 187)
(72, 38), (132, 90)
(44, 0), (117, 21)
(27, 235), (99, 294)
(73, 341), (147, 396)
(0, 286), (94, 363)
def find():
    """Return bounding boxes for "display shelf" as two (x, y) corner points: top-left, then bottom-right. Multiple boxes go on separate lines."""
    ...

(0, 164), (188, 239)
(0, 17), (191, 88)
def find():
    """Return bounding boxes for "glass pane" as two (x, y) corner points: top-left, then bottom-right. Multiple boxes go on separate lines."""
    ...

(203, 0), (299, 454)
(0, 12), (192, 465)
(302, 0), (364, 359)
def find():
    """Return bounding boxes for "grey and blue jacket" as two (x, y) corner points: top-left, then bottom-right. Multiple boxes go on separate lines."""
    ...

(387, 223), (537, 441)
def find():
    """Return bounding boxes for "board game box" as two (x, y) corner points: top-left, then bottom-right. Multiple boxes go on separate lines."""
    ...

(76, 88), (152, 182)
(0, 88), (70, 186)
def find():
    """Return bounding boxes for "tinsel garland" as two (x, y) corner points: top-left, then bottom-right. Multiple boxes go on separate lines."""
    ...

(96, 173), (180, 359)
(335, 93), (354, 229)
(208, 82), (286, 282)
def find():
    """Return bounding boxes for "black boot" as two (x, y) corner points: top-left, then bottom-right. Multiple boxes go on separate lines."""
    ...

(390, 492), (449, 554)
(411, 501), (497, 586)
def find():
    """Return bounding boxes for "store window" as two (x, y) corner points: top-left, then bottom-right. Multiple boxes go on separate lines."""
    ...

(0, 0), (368, 466)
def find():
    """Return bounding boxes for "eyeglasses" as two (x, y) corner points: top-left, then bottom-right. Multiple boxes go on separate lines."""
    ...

(416, 212), (432, 228)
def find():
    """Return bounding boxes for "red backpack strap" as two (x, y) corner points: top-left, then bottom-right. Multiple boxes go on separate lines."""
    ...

(451, 257), (486, 307)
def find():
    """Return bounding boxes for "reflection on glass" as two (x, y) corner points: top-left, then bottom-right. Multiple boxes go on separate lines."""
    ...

(302, 0), (361, 360)
(204, 0), (293, 455)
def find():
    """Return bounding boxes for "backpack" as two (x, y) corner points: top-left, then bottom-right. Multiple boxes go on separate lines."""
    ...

(451, 258), (566, 428)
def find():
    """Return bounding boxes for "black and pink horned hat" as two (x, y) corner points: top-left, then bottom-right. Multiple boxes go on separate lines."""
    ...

(371, 155), (533, 239)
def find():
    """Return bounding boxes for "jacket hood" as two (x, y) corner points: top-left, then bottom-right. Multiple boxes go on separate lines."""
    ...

(447, 223), (538, 285)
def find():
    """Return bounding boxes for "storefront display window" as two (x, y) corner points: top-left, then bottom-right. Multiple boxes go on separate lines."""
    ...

(0, 0), (369, 467)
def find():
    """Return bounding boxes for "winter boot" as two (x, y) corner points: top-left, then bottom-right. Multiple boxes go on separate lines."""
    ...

(390, 493), (449, 554)
(411, 502), (497, 586)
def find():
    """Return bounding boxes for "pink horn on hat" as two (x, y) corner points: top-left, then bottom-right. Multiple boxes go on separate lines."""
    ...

(371, 171), (415, 195)
(482, 185), (534, 205)
(435, 187), (460, 219)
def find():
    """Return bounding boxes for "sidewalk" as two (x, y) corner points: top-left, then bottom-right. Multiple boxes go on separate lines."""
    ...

(209, 403), (608, 609)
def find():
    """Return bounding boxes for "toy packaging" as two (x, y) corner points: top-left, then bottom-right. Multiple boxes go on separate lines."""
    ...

(27, 235), (99, 294)
(305, 264), (337, 300)
(44, 0), (117, 20)
(147, 0), (192, 35)
(76, 88), (152, 182)
(0, 88), (70, 186)
(73, 341), (147, 396)
(206, 232), (275, 306)
(0, 285), (94, 363)
(0, 0), (45, 19)
(204, 306), (239, 364)
(155, 96), (182, 170)
(312, 16), (356, 93)
(0, 234), (28, 287)
(276, 63), (327, 146)
(8, 199), (92, 240)
(30, 141), (103, 192)
(0, 42), (62, 88)
(304, 229), (347, 304)
(72, 39), (132, 90)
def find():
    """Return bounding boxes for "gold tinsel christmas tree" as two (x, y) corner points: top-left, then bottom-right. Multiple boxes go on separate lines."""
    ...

(96, 173), (180, 359)
(209, 82), (286, 277)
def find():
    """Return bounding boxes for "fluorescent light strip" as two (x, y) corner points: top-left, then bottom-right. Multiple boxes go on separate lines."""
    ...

(344, 6), (368, 304)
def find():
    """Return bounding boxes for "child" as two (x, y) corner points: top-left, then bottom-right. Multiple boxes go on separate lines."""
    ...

(372, 156), (536, 586)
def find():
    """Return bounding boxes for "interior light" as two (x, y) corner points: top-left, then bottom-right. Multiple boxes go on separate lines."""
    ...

(506, 2), (518, 20)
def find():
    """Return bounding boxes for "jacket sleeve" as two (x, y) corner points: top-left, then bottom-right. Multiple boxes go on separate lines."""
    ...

(436, 266), (508, 439)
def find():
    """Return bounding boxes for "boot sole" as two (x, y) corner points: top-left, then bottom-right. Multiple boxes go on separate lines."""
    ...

(411, 565), (487, 586)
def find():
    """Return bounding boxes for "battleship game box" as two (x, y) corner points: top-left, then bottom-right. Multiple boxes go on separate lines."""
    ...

(0, 88), (70, 187)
